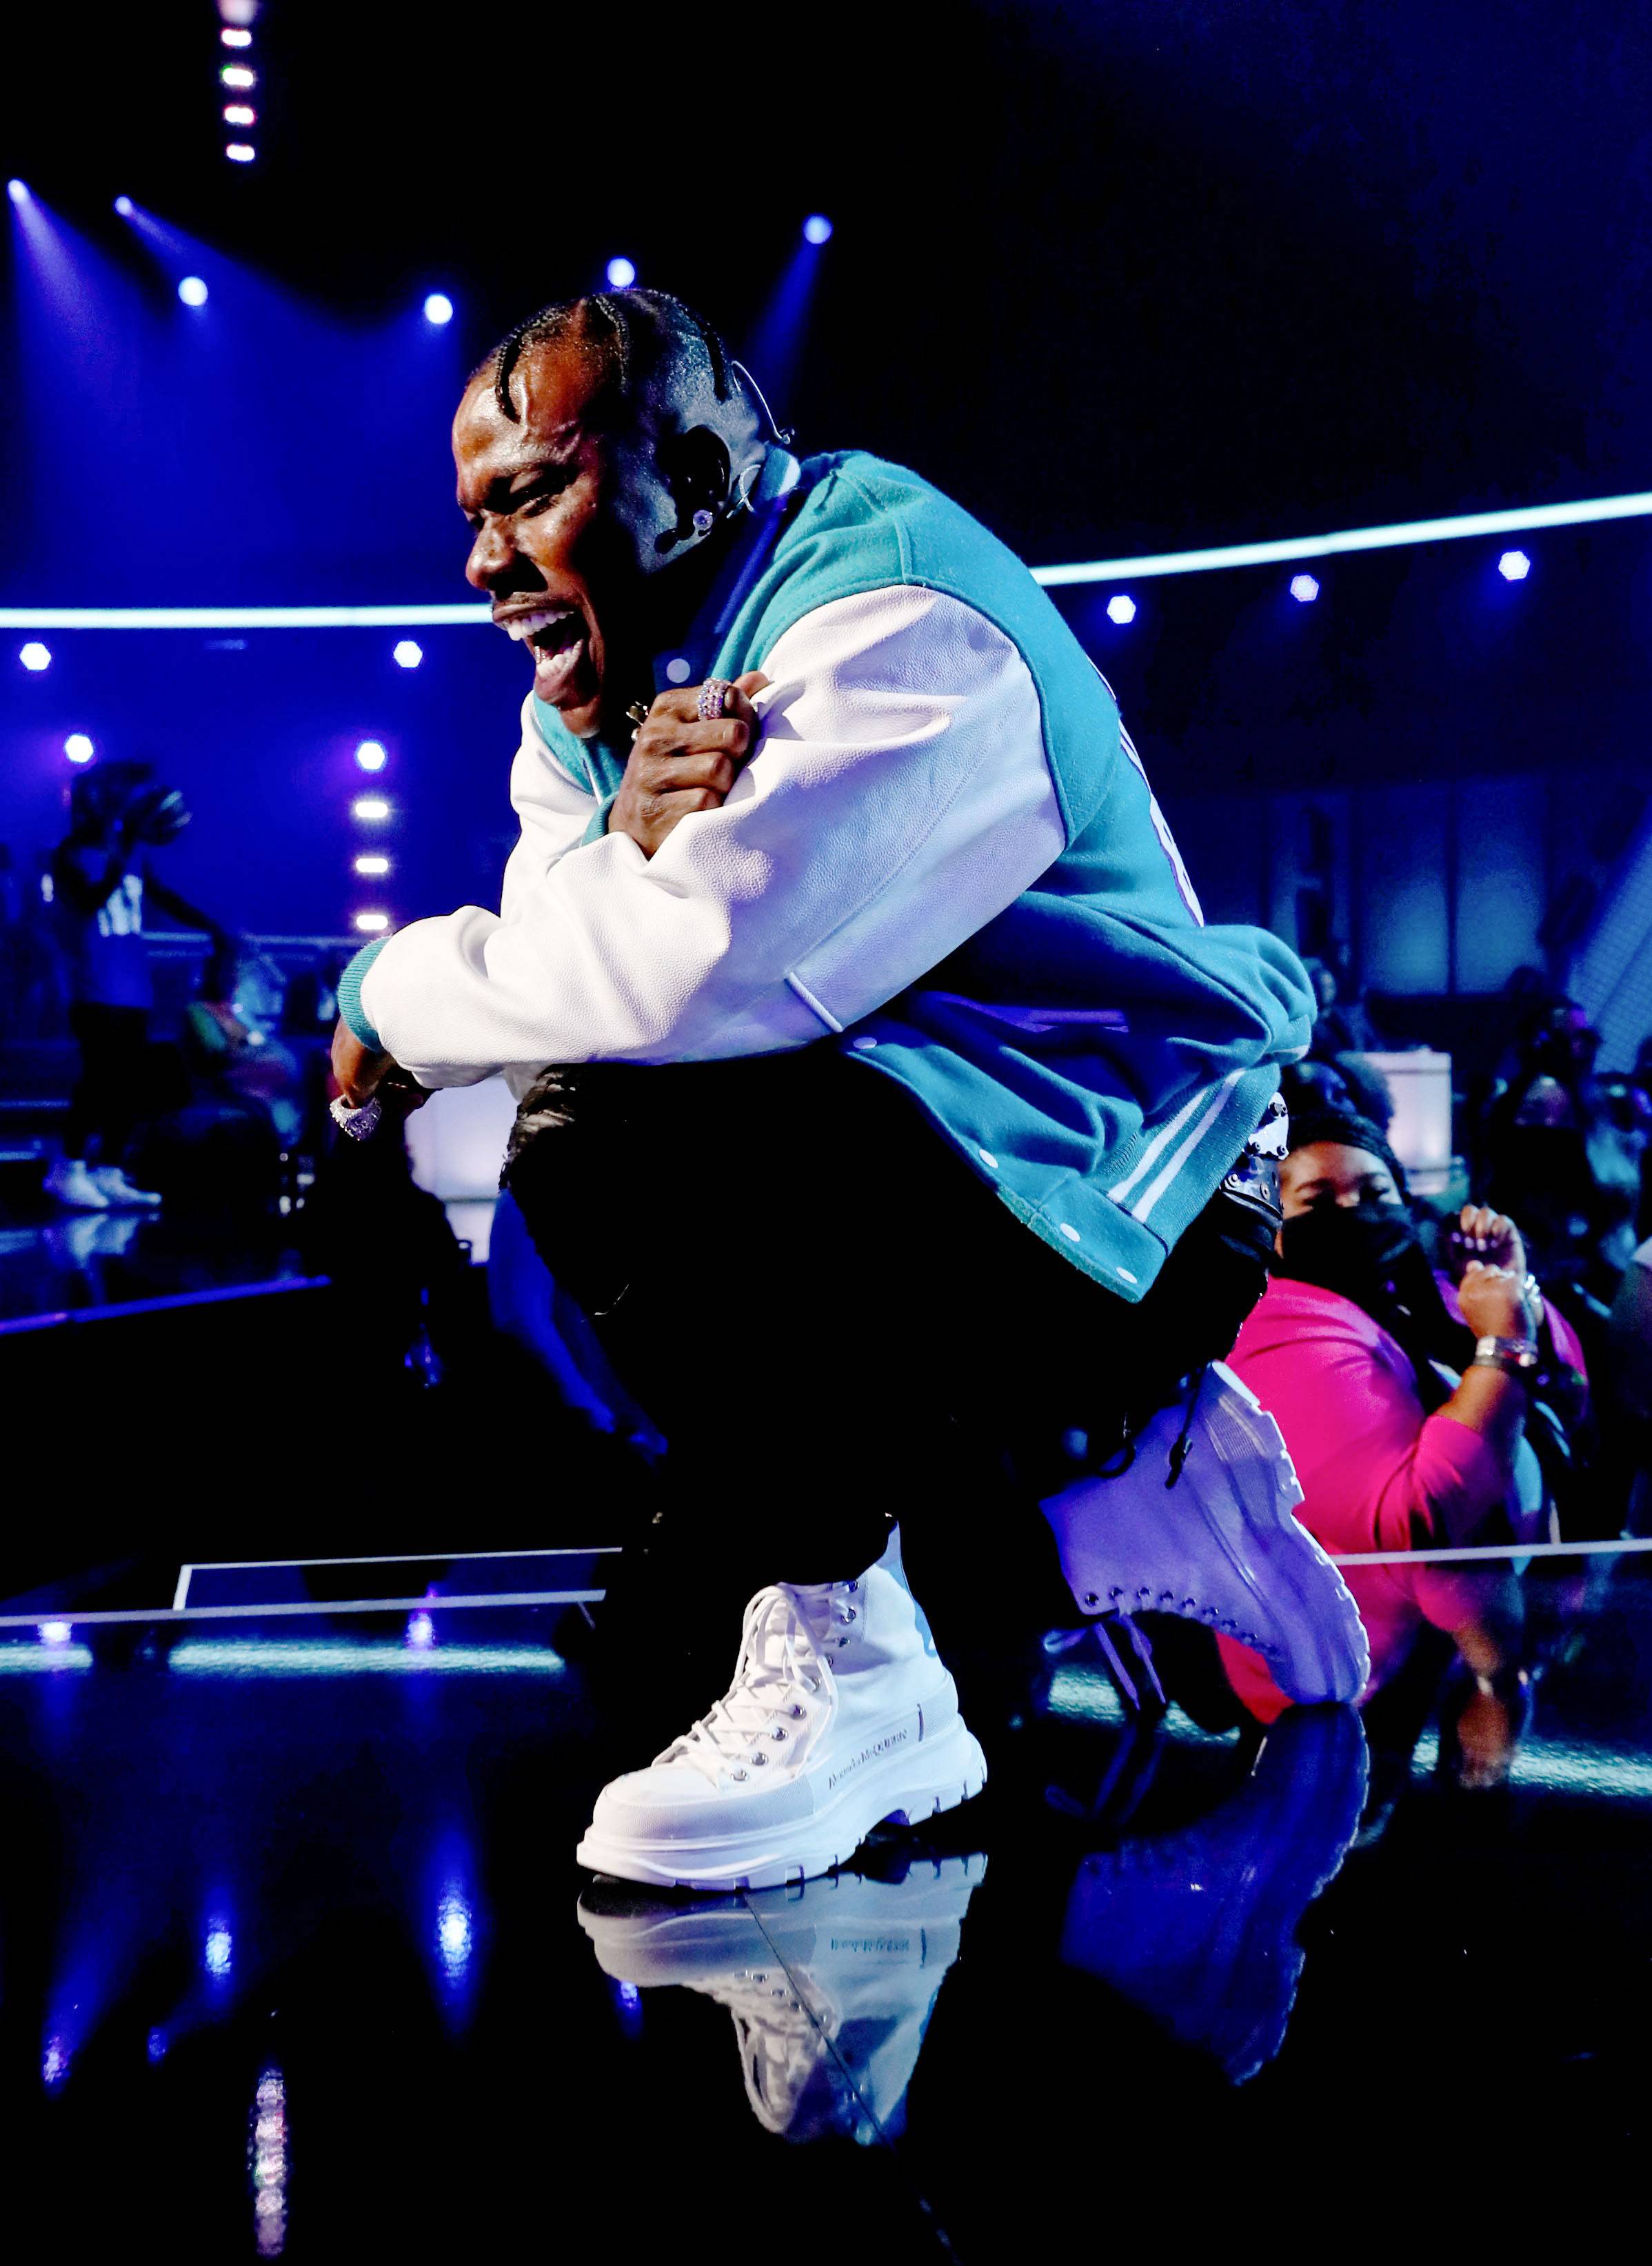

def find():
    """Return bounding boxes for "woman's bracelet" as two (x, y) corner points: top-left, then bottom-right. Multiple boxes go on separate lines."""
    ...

(1472, 1334), (1540, 1377)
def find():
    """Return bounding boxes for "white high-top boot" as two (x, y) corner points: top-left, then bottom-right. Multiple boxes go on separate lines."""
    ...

(576, 1528), (987, 1893)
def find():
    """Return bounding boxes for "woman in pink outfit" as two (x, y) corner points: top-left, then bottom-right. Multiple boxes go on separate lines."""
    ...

(1219, 1108), (1586, 1783)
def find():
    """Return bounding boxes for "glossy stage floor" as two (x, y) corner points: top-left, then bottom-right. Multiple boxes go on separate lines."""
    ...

(1, 1534), (1649, 2256)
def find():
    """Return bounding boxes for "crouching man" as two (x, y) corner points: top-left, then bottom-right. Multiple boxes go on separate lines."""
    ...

(332, 288), (1367, 1889)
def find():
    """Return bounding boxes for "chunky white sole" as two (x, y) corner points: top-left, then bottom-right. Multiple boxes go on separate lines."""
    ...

(575, 1716), (989, 1894)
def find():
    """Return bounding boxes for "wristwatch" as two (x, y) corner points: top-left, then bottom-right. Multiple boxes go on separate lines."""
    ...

(1472, 1334), (1540, 1376)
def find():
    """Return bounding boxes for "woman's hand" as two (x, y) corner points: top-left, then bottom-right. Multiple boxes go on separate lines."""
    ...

(608, 672), (769, 858)
(1451, 1203), (1527, 1281)
(1457, 1261), (1531, 1341)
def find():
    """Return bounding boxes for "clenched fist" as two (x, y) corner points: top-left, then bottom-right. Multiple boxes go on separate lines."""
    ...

(608, 671), (770, 858)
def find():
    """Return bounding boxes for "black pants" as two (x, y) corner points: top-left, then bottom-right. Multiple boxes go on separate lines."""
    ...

(64, 1003), (150, 1163)
(505, 1045), (1271, 1629)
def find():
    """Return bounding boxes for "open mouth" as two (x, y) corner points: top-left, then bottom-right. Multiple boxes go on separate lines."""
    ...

(501, 604), (583, 654)
(498, 604), (592, 704)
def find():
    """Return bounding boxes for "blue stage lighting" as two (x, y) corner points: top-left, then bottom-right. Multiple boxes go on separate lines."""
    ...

(113, 195), (134, 217)
(605, 255), (636, 288)
(1498, 548), (1531, 581)
(354, 740), (387, 771)
(392, 639), (423, 668)
(63, 734), (94, 763)
(803, 214), (834, 244)
(7, 181), (28, 205)
(225, 144), (255, 164)
(352, 796), (390, 821)
(354, 854), (390, 876)
(1106, 594), (1137, 624)
(178, 275), (208, 307)
(1289, 573), (1320, 603)
(354, 910), (390, 934)
(422, 293), (453, 327)
(19, 642), (51, 671)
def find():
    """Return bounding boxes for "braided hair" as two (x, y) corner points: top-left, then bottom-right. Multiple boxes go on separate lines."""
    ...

(481, 288), (739, 426)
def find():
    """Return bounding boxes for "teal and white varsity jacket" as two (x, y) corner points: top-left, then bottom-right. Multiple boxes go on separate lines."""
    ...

(340, 451), (1313, 1302)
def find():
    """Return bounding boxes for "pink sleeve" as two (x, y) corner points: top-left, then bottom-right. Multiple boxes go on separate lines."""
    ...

(1396, 1556), (1521, 1637)
(1233, 1317), (1509, 1554)
(1377, 1410), (1513, 1550)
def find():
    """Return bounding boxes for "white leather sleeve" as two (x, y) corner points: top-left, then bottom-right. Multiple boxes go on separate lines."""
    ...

(359, 585), (1065, 1087)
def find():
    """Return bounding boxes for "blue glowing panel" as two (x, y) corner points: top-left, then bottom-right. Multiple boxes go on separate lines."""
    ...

(803, 214), (834, 244)
(605, 256), (636, 288)
(178, 276), (209, 307)
(422, 293), (453, 327)
(1106, 594), (1137, 624)
(1498, 549), (1531, 581)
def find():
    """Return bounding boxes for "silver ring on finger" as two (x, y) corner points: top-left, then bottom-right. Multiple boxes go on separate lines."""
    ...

(697, 678), (734, 721)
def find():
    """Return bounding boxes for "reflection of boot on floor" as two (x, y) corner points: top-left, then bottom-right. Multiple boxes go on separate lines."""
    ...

(577, 1529), (987, 1892)
(1058, 1703), (1367, 2083)
(1042, 1362), (1370, 1708)
(579, 1852), (987, 2141)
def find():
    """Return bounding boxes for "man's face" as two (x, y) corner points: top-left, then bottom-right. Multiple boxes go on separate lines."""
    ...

(454, 342), (664, 738)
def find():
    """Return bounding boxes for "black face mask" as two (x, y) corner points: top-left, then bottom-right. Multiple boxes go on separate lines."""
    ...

(1275, 1199), (1423, 1303)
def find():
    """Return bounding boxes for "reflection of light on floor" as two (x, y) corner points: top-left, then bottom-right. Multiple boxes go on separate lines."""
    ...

(251, 2067), (288, 2257)
(168, 1640), (564, 1678)
(1413, 1729), (1652, 1801)
(436, 1889), (473, 1983)
(0, 1643), (92, 1673)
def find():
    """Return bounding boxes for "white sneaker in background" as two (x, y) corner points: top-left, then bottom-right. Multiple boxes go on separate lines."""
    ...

(89, 1165), (163, 1207)
(1041, 1361), (1369, 1706)
(43, 1158), (111, 1210)
(580, 1852), (987, 2140)
(576, 1528), (987, 1892)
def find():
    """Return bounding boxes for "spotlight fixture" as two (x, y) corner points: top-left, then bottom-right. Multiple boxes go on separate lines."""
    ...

(354, 854), (390, 876)
(39, 1620), (73, 1647)
(113, 194), (134, 217)
(354, 740), (387, 771)
(225, 144), (255, 164)
(1105, 594), (1137, 624)
(223, 103), (256, 126)
(19, 642), (51, 671)
(6, 181), (28, 205)
(605, 255), (636, 288)
(64, 734), (94, 763)
(1289, 573), (1320, 603)
(422, 293), (453, 326)
(354, 911), (390, 933)
(392, 639), (423, 668)
(220, 25), (252, 43)
(178, 275), (209, 307)
(803, 213), (834, 244)
(221, 64), (256, 88)
(1498, 549), (1531, 581)
(352, 796), (390, 821)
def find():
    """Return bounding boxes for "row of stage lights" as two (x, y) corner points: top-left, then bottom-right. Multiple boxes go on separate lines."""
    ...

(7, 184), (834, 320)
(216, 1), (261, 166)
(1098, 548), (1531, 625)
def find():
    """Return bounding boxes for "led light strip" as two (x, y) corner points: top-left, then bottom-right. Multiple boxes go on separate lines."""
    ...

(7, 487), (1652, 629)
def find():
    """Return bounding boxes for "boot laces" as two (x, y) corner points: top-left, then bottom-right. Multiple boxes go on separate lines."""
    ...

(657, 1583), (849, 1785)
